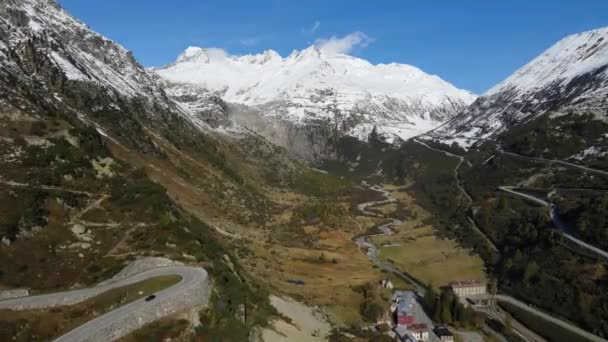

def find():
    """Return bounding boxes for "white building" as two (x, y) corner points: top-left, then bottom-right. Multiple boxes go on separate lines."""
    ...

(409, 323), (429, 341)
(449, 280), (487, 297)
(381, 278), (394, 289)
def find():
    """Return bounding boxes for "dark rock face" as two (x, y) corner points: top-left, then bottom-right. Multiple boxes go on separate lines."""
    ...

(0, 0), (235, 156)
(225, 103), (340, 162)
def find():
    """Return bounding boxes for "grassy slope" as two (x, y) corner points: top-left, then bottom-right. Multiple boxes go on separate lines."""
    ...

(0, 113), (284, 340)
(372, 185), (486, 288)
(118, 318), (190, 342)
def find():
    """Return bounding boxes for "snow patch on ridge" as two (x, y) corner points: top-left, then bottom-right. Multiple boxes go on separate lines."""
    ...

(156, 45), (477, 142)
(428, 26), (608, 148)
(487, 27), (608, 97)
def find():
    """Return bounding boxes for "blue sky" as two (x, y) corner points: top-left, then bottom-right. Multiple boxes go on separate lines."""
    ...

(58, 0), (608, 94)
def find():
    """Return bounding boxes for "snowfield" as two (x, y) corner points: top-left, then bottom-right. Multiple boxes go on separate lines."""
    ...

(428, 26), (608, 147)
(486, 27), (608, 98)
(155, 45), (477, 141)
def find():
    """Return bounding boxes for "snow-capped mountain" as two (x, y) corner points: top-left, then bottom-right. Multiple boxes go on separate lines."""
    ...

(0, 0), (229, 133)
(155, 46), (477, 142)
(430, 27), (608, 146)
(0, 0), (166, 104)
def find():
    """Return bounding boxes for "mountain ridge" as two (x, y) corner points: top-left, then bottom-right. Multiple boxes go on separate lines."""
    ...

(428, 26), (608, 148)
(154, 44), (477, 145)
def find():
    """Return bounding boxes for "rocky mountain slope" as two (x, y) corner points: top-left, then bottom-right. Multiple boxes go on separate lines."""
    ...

(155, 45), (476, 155)
(0, 0), (301, 295)
(0, 2), (408, 339)
(0, 1), (322, 339)
(429, 27), (608, 154)
(1, 0), (172, 112)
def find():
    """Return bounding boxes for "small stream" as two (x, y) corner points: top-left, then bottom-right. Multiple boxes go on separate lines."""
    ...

(353, 182), (425, 293)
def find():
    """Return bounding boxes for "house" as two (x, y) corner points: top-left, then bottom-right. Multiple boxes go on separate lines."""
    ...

(434, 326), (454, 342)
(449, 280), (487, 297)
(409, 323), (429, 341)
(381, 278), (394, 289)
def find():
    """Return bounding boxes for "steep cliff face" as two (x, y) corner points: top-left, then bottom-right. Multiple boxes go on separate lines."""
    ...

(0, 0), (254, 162)
(0, 0), (172, 108)
(0, 0), (299, 225)
(430, 27), (608, 149)
(0, 0), (184, 154)
(154, 45), (477, 158)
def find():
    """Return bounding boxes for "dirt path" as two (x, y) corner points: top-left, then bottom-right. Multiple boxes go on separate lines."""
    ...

(70, 195), (109, 223)
(0, 178), (97, 196)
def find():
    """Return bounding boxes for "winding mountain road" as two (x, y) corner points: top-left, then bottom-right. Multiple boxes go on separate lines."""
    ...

(499, 149), (608, 177)
(494, 295), (608, 342)
(498, 186), (608, 260)
(484, 293), (546, 342)
(412, 139), (608, 341)
(413, 139), (499, 252)
(0, 266), (211, 342)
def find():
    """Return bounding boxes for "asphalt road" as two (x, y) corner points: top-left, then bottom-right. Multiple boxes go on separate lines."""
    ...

(413, 139), (499, 252)
(499, 186), (608, 260)
(494, 295), (608, 342)
(410, 140), (607, 341)
(483, 291), (546, 342)
(0, 266), (210, 342)
(499, 149), (608, 177)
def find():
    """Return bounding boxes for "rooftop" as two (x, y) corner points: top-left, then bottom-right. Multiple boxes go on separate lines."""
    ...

(393, 291), (416, 314)
(434, 326), (454, 337)
(409, 323), (428, 332)
(449, 280), (486, 287)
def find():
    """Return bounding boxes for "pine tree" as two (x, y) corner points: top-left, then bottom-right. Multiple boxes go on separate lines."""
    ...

(433, 297), (442, 323)
(440, 302), (453, 324)
(523, 260), (540, 283)
(439, 290), (453, 324)
(453, 302), (465, 324)
(423, 284), (438, 313)
(461, 306), (472, 327)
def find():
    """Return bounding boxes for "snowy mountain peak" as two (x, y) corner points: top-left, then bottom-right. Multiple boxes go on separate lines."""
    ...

(486, 26), (608, 97)
(286, 45), (324, 61)
(156, 44), (477, 142)
(176, 47), (229, 64)
(429, 26), (608, 147)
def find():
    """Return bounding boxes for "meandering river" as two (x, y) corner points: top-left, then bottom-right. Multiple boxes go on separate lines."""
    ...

(353, 182), (425, 293)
